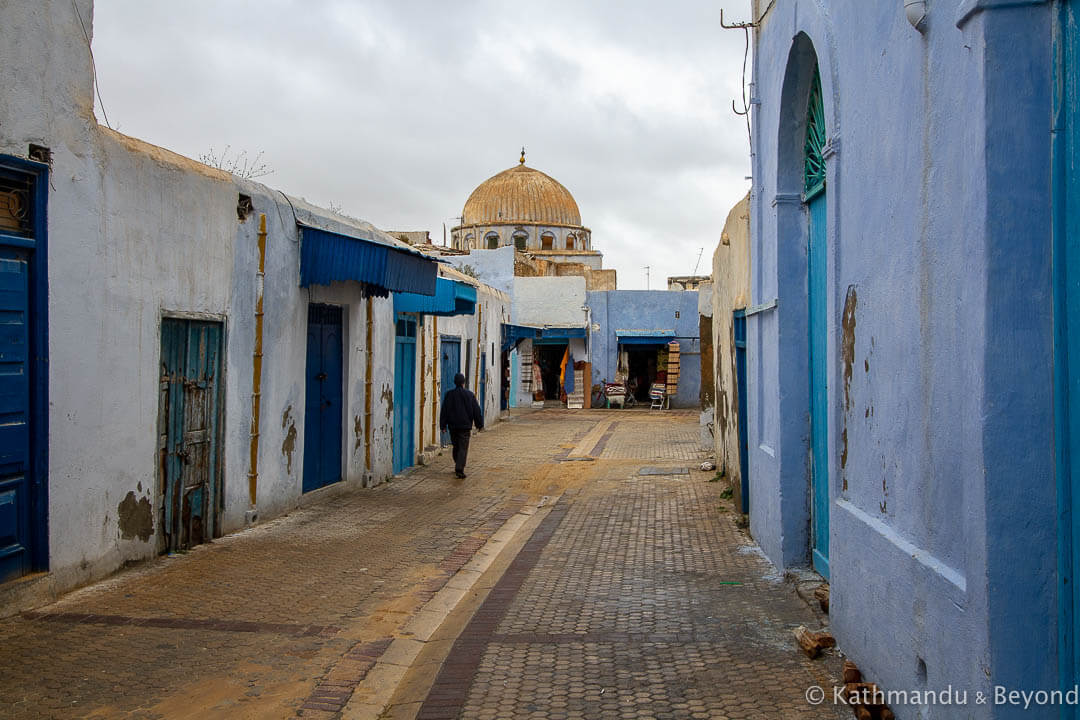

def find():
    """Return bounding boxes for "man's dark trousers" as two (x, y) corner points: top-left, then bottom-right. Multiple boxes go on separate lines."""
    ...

(450, 427), (471, 474)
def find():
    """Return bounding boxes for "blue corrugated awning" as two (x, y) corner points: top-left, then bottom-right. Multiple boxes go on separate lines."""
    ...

(535, 326), (587, 341)
(502, 324), (538, 351)
(299, 225), (438, 296)
(616, 329), (676, 345)
(394, 277), (477, 316)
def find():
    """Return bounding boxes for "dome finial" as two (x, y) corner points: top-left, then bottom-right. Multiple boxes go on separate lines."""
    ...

(520, 147), (526, 165)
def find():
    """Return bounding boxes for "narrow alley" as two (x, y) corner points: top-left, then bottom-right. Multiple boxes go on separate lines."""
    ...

(0, 410), (843, 719)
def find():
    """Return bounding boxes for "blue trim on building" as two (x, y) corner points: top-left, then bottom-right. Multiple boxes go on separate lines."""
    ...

(393, 277), (476, 316)
(299, 225), (438, 295)
(615, 329), (676, 344)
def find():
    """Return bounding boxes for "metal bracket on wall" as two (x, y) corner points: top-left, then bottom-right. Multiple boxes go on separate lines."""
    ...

(743, 298), (778, 317)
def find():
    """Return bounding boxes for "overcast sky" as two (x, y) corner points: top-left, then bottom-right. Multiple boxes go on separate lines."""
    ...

(91, 1), (753, 290)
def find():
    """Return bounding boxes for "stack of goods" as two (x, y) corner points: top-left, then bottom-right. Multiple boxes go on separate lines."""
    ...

(567, 360), (586, 409)
(654, 345), (669, 398)
(666, 341), (681, 396)
(520, 351), (533, 395)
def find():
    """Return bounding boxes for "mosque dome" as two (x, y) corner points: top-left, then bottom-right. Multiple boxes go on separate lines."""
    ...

(462, 157), (582, 227)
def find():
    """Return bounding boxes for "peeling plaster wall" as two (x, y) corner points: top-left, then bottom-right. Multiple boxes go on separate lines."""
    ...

(587, 290), (701, 409)
(750, 0), (1056, 713)
(0, 0), (407, 602)
(710, 194), (751, 494)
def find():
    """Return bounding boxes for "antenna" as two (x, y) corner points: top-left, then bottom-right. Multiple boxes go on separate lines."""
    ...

(691, 247), (704, 276)
(644, 266), (650, 290)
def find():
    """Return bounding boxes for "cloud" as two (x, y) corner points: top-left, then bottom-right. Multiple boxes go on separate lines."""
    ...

(91, 0), (753, 288)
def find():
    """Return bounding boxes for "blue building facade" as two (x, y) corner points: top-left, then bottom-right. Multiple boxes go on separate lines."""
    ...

(748, 0), (1072, 715)
(588, 290), (701, 409)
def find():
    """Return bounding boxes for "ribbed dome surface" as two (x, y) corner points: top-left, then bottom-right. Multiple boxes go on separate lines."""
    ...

(462, 164), (581, 226)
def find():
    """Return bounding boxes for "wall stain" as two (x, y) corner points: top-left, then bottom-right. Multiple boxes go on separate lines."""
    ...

(117, 491), (153, 542)
(381, 384), (393, 421)
(841, 285), (858, 412)
(281, 405), (297, 474)
(354, 414), (363, 452)
(840, 286), (858, 487)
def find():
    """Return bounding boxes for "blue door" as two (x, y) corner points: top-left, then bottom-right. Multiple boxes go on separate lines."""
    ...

(303, 304), (343, 492)
(393, 315), (417, 474)
(805, 67), (830, 578)
(734, 310), (750, 515)
(1058, 0), (1080, 702)
(159, 319), (223, 551)
(440, 336), (461, 446)
(479, 351), (487, 424)
(0, 160), (46, 584)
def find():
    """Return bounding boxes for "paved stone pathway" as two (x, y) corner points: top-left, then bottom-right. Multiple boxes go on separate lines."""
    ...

(0, 409), (845, 719)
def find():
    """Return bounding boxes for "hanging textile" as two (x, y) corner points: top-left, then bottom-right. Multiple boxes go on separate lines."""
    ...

(520, 349), (533, 392)
(564, 350), (575, 394)
(559, 346), (570, 388)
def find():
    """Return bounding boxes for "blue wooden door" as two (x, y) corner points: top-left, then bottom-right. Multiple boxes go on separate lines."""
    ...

(734, 311), (750, 515)
(393, 316), (416, 474)
(804, 66), (830, 579)
(303, 304), (343, 492)
(0, 160), (46, 584)
(159, 319), (223, 552)
(479, 351), (487, 424)
(1059, 0), (1080, 700)
(440, 337), (461, 446)
(0, 251), (32, 580)
(808, 192), (829, 578)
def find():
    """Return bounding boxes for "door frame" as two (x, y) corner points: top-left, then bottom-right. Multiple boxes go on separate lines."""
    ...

(393, 313), (418, 474)
(440, 335), (462, 446)
(0, 155), (49, 580)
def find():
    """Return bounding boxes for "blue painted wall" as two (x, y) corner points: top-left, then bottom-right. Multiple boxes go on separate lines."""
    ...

(749, 1), (1056, 716)
(587, 290), (700, 409)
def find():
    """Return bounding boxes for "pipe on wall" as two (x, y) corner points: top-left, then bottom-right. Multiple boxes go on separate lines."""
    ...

(419, 315), (426, 454)
(431, 317), (439, 445)
(364, 295), (373, 474)
(247, 214), (267, 508)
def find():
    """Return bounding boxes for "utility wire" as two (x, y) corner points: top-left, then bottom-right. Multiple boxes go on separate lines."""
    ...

(71, 0), (112, 130)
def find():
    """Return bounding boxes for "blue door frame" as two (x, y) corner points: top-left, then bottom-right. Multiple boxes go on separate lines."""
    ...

(808, 191), (830, 579)
(734, 310), (750, 515)
(440, 336), (461, 446)
(393, 315), (417, 474)
(303, 304), (343, 493)
(1056, 0), (1080, 707)
(0, 156), (48, 585)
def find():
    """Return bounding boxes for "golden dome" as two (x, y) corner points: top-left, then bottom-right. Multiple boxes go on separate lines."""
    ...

(462, 163), (582, 227)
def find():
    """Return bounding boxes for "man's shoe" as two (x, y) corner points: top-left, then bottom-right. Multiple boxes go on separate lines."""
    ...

(455, 471), (466, 479)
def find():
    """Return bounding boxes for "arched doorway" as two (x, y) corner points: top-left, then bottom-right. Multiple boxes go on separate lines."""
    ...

(804, 66), (829, 578)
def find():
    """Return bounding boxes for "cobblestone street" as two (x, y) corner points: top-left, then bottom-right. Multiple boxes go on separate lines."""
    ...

(0, 410), (845, 719)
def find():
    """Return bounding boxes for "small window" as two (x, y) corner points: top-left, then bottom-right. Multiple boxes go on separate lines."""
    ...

(565, 234), (575, 250)
(463, 233), (474, 250)
(513, 231), (528, 251)
(541, 232), (554, 250)
(486, 232), (499, 249)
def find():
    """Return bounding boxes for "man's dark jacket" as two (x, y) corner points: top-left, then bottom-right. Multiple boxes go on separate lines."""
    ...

(440, 386), (483, 431)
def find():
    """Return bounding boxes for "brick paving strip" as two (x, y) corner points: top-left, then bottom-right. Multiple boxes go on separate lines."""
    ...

(414, 495), (573, 720)
(20, 610), (341, 637)
(298, 499), (529, 716)
(588, 420), (620, 457)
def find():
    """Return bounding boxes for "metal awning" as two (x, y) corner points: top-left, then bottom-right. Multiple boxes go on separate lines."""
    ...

(394, 277), (477, 316)
(502, 324), (587, 351)
(616, 329), (676, 345)
(299, 224), (438, 296)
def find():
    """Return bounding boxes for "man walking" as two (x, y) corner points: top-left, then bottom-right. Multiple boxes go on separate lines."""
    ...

(440, 372), (483, 478)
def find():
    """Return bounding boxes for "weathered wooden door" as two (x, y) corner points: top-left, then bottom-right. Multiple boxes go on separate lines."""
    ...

(303, 304), (343, 493)
(393, 315), (416, 474)
(805, 67), (830, 579)
(159, 319), (223, 553)
(0, 160), (46, 584)
(440, 337), (460, 446)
